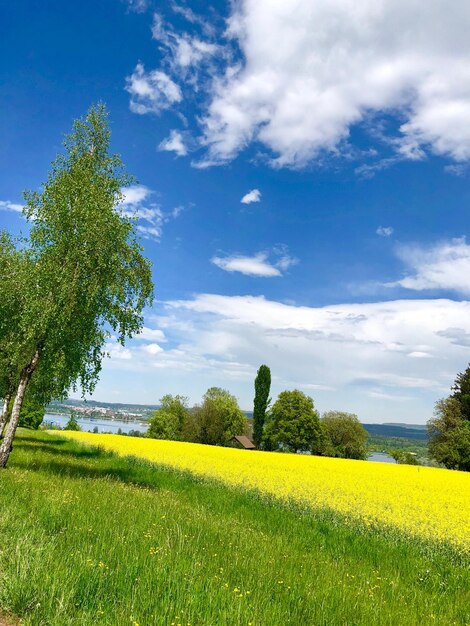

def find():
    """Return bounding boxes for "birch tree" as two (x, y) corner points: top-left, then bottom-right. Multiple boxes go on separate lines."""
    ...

(0, 104), (154, 467)
(0, 232), (30, 436)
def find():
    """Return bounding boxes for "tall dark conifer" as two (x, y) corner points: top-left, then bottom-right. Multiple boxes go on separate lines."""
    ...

(253, 364), (271, 448)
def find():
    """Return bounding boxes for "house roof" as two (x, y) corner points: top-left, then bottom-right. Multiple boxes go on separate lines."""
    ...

(232, 435), (256, 449)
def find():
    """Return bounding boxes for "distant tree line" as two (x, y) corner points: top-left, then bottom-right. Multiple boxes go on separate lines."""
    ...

(147, 365), (369, 460)
(147, 388), (249, 446)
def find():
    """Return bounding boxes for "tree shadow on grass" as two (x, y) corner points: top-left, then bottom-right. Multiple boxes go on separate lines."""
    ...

(15, 434), (68, 445)
(10, 434), (180, 492)
(13, 440), (110, 459)
(11, 455), (163, 487)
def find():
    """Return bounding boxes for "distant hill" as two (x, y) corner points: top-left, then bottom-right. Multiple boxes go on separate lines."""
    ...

(363, 423), (428, 441)
(49, 399), (159, 412)
(381, 422), (427, 430)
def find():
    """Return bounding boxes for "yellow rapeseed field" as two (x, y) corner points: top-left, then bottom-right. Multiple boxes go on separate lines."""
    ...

(61, 432), (470, 551)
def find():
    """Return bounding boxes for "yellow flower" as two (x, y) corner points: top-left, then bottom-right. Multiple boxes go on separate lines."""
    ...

(61, 431), (470, 550)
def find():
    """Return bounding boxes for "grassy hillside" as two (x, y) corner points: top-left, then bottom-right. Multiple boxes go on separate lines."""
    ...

(0, 430), (468, 626)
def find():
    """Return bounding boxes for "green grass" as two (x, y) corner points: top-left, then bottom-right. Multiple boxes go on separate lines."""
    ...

(0, 430), (468, 626)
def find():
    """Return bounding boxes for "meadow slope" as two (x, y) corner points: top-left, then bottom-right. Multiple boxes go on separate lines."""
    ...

(0, 430), (468, 626)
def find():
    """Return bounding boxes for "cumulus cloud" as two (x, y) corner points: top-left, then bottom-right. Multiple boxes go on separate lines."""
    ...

(211, 247), (297, 277)
(0, 200), (23, 213)
(389, 237), (470, 295)
(152, 293), (470, 420)
(241, 188), (261, 204)
(144, 342), (164, 355)
(98, 292), (470, 420)
(377, 226), (394, 237)
(125, 62), (182, 114)
(158, 129), (188, 156)
(197, 0), (470, 167)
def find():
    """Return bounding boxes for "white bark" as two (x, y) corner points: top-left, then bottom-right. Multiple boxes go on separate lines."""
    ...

(0, 394), (11, 438)
(0, 351), (39, 468)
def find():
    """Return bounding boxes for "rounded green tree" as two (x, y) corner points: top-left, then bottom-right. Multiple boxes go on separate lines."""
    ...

(264, 389), (322, 454)
(321, 411), (368, 460)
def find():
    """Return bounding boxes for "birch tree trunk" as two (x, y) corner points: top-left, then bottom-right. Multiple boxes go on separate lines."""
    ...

(0, 394), (11, 438)
(0, 351), (39, 468)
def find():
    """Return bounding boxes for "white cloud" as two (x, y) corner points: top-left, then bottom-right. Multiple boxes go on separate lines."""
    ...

(125, 62), (182, 114)
(444, 164), (468, 177)
(389, 237), (470, 295)
(144, 342), (164, 355)
(0, 200), (23, 213)
(161, 293), (470, 419)
(170, 4), (215, 36)
(152, 13), (217, 69)
(174, 37), (217, 68)
(158, 130), (188, 156)
(120, 185), (152, 206)
(137, 224), (163, 240)
(196, 0), (470, 167)
(105, 342), (132, 360)
(95, 293), (470, 420)
(125, 0), (148, 13)
(241, 189), (261, 204)
(377, 226), (394, 237)
(212, 253), (281, 277)
(138, 327), (167, 342)
(273, 245), (298, 271)
(120, 184), (184, 242)
(211, 247), (297, 277)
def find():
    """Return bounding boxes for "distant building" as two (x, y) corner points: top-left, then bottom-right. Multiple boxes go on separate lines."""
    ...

(231, 435), (256, 450)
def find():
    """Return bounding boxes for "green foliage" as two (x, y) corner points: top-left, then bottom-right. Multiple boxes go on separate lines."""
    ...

(0, 104), (154, 467)
(368, 435), (429, 464)
(0, 232), (35, 403)
(189, 387), (248, 446)
(65, 413), (81, 431)
(0, 430), (467, 626)
(321, 411), (368, 460)
(147, 395), (189, 441)
(22, 103), (154, 397)
(427, 365), (470, 471)
(253, 364), (271, 448)
(428, 397), (470, 471)
(388, 449), (419, 465)
(18, 396), (45, 430)
(264, 389), (322, 454)
(451, 363), (470, 421)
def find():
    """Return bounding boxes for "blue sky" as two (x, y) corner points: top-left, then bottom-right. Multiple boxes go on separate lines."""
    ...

(2, 0), (470, 422)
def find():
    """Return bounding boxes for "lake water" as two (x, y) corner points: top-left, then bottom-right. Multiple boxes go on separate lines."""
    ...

(367, 452), (396, 464)
(43, 413), (148, 434)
